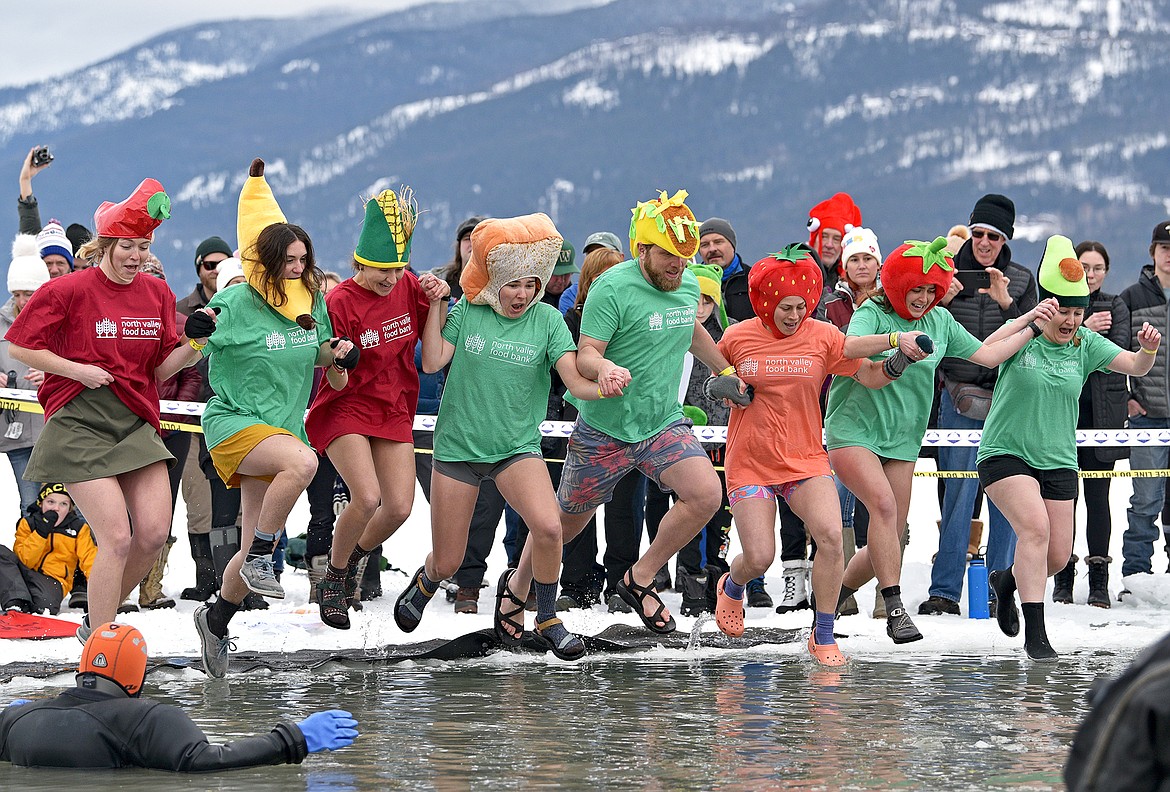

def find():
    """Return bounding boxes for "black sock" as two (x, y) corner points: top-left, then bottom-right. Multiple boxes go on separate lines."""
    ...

(246, 530), (277, 561)
(1021, 602), (1055, 656)
(881, 585), (904, 615)
(835, 585), (858, 612)
(347, 544), (371, 574)
(207, 597), (241, 638)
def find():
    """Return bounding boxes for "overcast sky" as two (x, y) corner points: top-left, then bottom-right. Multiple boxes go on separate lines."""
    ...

(0, 0), (451, 88)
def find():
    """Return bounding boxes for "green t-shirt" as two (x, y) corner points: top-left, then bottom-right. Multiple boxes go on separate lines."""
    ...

(569, 259), (700, 443)
(978, 328), (1121, 470)
(201, 285), (333, 450)
(825, 299), (982, 461)
(435, 299), (576, 463)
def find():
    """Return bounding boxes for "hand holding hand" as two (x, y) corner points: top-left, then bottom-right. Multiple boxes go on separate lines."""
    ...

(418, 273), (450, 303)
(1032, 298), (1059, 325)
(330, 337), (359, 370)
(184, 308), (218, 342)
(597, 362), (631, 398)
(703, 375), (752, 407)
(298, 710), (359, 753)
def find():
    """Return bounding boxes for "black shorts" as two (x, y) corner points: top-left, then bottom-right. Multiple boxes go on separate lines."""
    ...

(432, 453), (542, 486)
(976, 455), (1078, 501)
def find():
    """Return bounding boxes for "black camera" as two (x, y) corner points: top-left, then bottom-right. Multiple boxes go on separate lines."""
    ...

(31, 146), (53, 167)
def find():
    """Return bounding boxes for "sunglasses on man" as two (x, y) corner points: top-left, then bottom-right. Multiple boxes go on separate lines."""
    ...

(971, 229), (1003, 243)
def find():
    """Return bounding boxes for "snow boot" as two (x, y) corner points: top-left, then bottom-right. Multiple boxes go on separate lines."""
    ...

(180, 533), (217, 602)
(1051, 555), (1076, 604)
(1085, 555), (1111, 609)
(774, 559), (810, 613)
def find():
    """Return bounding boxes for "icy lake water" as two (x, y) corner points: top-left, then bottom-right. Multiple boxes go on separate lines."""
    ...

(0, 642), (1134, 791)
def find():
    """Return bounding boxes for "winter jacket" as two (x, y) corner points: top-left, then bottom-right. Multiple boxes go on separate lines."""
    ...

(0, 683), (308, 770)
(0, 298), (45, 453)
(16, 195), (40, 236)
(1079, 288), (1131, 463)
(414, 340), (444, 417)
(175, 284), (212, 318)
(937, 240), (1038, 389)
(721, 257), (753, 323)
(822, 280), (867, 330)
(12, 508), (96, 595)
(1065, 630), (1170, 791)
(1120, 264), (1170, 418)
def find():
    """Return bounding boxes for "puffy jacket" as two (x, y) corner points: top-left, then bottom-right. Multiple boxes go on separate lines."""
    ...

(0, 298), (45, 453)
(720, 256), (753, 323)
(13, 509), (96, 595)
(1079, 288), (1131, 463)
(1120, 264), (1170, 418)
(937, 240), (1038, 389)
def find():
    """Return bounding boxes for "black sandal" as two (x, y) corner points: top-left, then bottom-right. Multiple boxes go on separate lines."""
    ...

(494, 568), (526, 647)
(533, 617), (586, 661)
(319, 575), (350, 630)
(616, 569), (676, 634)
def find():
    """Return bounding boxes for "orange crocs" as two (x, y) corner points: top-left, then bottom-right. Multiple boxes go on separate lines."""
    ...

(807, 633), (848, 668)
(715, 573), (745, 637)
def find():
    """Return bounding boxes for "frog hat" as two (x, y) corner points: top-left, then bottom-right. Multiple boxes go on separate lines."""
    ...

(237, 158), (315, 323)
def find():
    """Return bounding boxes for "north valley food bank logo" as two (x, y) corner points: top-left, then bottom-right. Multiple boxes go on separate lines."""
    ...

(95, 317), (162, 340)
(266, 331), (286, 350)
(739, 359), (759, 376)
(359, 328), (380, 348)
(95, 318), (117, 338)
(465, 333), (486, 354)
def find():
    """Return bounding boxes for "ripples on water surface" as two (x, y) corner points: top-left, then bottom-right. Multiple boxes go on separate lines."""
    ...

(0, 643), (1135, 791)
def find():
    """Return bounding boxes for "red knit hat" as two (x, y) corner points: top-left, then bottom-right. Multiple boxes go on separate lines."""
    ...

(880, 238), (955, 321)
(79, 622), (149, 696)
(749, 244), (823, 338)
(93, 179), (171, 240)
(806, 192), (862, 271)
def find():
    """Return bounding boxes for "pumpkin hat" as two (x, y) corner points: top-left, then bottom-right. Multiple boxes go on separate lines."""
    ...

(748, 244), (823, 338)
(93, 179), (170, 240)
(881, 237), (955, 321)
(237, 158), (315, 323)
(1036, 234), (1089, 308)
(629, 189), (700, 259)
(354, 187), (418, 269)
(459, 213), (563, 317)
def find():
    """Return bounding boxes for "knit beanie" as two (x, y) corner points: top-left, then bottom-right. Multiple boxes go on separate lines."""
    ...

(1036, 234), (1089, 308)
(65, 223), (92, 255)
(194, 236), (233, 270)
(687, 261), (728, 329)
(36, 220), (73, 266)
(880, 238), (955, 321)
(699, 217), (737, 251)
(748, 244), (823, 338)
(9, 234), (50, 293)
(214, 257), (245, 293)
(968, 194), (1015, 240)
(94, 179), (170, 240)
(629, 190), (700, 259)
(840, 226), (881, 269)
(354, 188), (417, 269)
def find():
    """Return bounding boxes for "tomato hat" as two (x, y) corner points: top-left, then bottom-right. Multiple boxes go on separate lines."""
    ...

(79, 622), (149, 696)
(748, 244), (823, 338)
(881, 237), (955, 321)
(93, 179), (170, 240)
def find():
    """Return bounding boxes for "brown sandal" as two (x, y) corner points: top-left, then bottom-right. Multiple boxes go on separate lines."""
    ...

(494, 568), (526, 646)
(616, 569), (676, 634)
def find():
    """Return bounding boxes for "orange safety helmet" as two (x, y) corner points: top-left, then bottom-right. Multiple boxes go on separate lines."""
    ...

(79, 622), (149, 696)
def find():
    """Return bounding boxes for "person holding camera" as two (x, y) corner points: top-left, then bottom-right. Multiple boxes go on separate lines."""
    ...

(923, 194), (1037, 618)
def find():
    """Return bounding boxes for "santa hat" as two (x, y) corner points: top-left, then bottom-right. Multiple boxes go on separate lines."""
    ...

(881, 238), (955, 321)
(687, 261), (728, 329)
(748, 244), (823, 338)
(629, 189), (701, 260)
(460, 213), (562, 317)
(237, 158), (315, 323)
(94, 179), (170, 240)
(806, 192), (862, 268)
(36, 220), (74, 266)
(9, 234), (50, 293)
(354, 187), (418, 269)
(839, 226), (881, 269)
(1036, 234), (1089, 307)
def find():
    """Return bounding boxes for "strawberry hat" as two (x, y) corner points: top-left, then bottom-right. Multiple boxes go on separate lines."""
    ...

(748, 244), (823, 338)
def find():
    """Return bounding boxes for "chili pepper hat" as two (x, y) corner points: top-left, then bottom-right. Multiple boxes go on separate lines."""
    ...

(237, 158), (315, 322)
(79, 622), (149, 696)
(93, 179), (170, 240)
(881, 237), (956, 321)
(354, 187), (418, 269)
(748, 244), (823, 338)
(1036, 234), (1089, 307)
(459, 213), (563, 316)
(629, 189), (701, 259)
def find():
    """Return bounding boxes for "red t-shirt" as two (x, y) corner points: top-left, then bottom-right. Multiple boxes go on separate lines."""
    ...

(5, 266), (179, 432)
(305, 273), (431, 450)
(718, 317), (861, 491)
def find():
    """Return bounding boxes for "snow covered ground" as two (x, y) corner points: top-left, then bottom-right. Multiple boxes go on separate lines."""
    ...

(1, 455), (1169, 677)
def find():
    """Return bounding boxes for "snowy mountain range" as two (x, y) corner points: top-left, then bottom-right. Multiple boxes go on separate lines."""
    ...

(2, 0), (1168, 297)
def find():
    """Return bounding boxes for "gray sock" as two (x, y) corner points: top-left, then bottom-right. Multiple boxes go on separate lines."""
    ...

(535, 579), (559, 623)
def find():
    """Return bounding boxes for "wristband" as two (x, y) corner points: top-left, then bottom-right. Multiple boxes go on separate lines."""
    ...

(889, 332), (900, 349)
(1141, 346), (1158, 355)
(718, 365), (736, 377)
(188, 338), (206, 351)
(597, 385), (605, 399)
(1026, 322), (1042, 338)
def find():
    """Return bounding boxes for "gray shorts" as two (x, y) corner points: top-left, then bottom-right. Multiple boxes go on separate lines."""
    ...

(432, 452), (542, 486)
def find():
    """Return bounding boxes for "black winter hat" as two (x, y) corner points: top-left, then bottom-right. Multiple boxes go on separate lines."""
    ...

(65, 223), (92, 253)
(968, 194), (1015, 240)
(194, 236), (233, 270)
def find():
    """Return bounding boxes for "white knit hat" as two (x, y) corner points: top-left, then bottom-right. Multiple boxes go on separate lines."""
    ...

(840, 226), (881, 267)
(9, 234), (50, 293)
(35, 220), (74, 266)
(215, 257), (245, 294)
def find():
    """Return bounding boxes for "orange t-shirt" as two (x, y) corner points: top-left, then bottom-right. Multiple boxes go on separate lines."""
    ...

(717, 317), (861, 491)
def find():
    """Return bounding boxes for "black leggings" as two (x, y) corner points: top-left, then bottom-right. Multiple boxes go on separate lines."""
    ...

(1076, 447), (1114, 558)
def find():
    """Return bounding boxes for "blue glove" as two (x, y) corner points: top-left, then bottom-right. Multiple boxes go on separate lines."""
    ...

(7, 699), (32, 708)
(298, 710), (359, 753)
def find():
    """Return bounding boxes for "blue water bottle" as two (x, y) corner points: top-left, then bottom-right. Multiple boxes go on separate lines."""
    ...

(967, 557), (990, 619)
